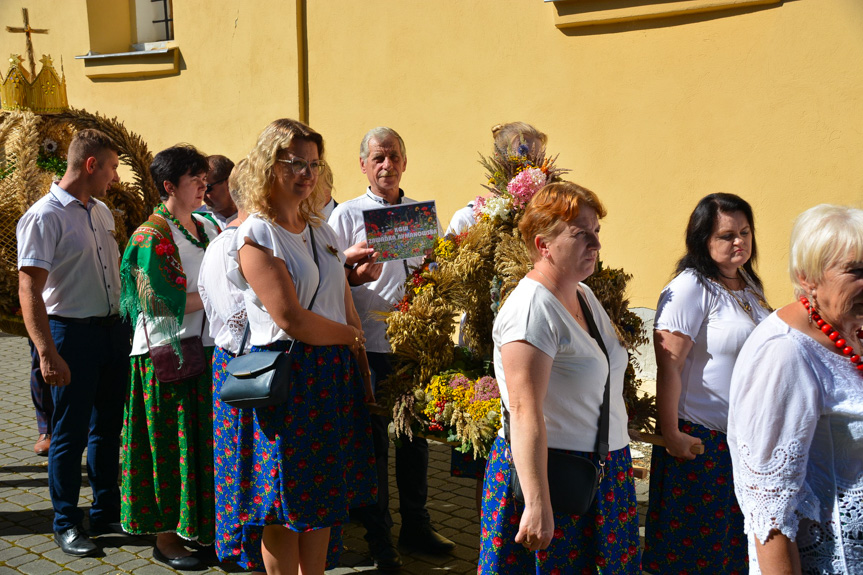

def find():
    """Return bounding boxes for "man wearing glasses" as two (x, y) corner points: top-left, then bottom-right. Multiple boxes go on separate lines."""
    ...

(198, 154), (237, 229)
(329, 127), (455, 572)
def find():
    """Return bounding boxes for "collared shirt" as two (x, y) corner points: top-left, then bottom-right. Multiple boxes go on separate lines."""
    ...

(328, 188), (428, 353)
(321, 197), (338, 221)
(16, 182), (121, 318)
(195, 204), (236, 230)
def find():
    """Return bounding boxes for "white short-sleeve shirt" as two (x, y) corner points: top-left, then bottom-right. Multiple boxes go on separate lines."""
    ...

(228, 215), (347, 348)
(445, 203), (475, 236)
(493, 279), (631, 452)
(131, 214), (218, 354)
(16, 183), (121, 318)
(198, 228), (247, 354)
(654, 269), (771, 432)
(728, 313), (863, 574)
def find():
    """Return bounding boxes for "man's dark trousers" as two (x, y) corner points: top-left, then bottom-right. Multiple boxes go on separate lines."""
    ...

(47, 317), (130, 533)
(356, 351), (431, 541)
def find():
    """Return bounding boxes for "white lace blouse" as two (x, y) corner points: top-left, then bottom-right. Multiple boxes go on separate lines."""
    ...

(728, 312), (863, 574)
(198, 228), (247, 354)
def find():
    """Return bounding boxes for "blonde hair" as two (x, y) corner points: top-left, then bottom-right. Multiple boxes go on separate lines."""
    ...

(228, 158), (247, 210)
(240, 118), (326, 225)
(491, 122), (548, 158)
(518, 181), (607, 261)
(789, 204), (863, 296)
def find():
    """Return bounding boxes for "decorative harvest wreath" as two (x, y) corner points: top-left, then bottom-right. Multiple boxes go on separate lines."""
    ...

(0, 108), (158, 336)
(381, 142), (656, 458)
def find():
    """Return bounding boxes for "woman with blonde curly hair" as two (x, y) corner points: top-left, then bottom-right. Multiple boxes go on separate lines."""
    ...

(225, 118), (376, 574)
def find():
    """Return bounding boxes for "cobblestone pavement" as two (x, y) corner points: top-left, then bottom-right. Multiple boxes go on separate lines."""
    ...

(0, 333), (650, 574)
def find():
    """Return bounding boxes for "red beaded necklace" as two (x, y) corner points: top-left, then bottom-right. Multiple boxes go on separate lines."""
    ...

(800, 297), (863, 373)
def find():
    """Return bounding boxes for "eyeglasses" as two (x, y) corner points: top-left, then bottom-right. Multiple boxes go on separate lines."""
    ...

(205, 178), (228, 193)
(277, 158), (326, 175)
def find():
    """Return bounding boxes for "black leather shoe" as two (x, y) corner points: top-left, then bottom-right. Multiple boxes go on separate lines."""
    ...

(369, 536), (403, 572)
(153, 546), (203, 571)
(88, 521), (126, 537)
(54, 526), (97, 557)
(398, 523), (455, 555)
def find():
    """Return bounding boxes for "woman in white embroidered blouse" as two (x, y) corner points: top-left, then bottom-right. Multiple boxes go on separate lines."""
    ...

(728, 204), (863, 574)
(643, 193), (772, 575)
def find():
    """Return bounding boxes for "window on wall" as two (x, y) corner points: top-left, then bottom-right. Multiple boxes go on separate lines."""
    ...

(134, 0), (174, 44)
(545, 0), (782, 29)
(78, 0), (180, 78)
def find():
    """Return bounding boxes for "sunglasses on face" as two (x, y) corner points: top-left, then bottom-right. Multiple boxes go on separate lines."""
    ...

(205, 178), (228, 193)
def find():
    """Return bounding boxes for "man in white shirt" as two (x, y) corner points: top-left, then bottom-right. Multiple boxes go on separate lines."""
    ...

(329, 127), (455, 571)
(17, 129), (131, 557)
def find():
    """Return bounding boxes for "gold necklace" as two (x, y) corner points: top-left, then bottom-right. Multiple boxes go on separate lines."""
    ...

(709, 272), (770, 324)
(533, 269), (585, 322)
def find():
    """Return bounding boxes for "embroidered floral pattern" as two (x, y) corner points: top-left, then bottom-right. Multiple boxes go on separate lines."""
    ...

(478, 436), (641, 574)
(210, 341), (375, 568)
(643, 420), (748, 575)
(210, 346), (346, 570)
(120, 351), (216, 543)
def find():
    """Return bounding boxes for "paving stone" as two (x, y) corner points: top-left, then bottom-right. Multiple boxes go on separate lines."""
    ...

(126, 564), (178, 575)
(14, 558), (62, 575)
(116, 557), (151, 571)
(0, 543), (26, 561)
(100, 550), (139, 565)
(0, 334), (659, 574)
(81, 564), (122, 575)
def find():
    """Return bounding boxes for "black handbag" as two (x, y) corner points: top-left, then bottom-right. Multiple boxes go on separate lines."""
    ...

(143, 315), (207, 383)
(220, 226), (320, 409)
(507, 290), (612, 516)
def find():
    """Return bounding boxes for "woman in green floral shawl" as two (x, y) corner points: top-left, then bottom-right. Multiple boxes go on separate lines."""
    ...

(119, 145), (220, 570)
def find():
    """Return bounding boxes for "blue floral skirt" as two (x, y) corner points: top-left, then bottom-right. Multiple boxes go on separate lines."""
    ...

(478, 435), (641, 574)
(642, 419), (748, 575)
(211, 343), (375, 570)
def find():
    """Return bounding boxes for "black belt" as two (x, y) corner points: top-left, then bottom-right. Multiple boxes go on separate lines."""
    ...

(48, 315), (120, 327)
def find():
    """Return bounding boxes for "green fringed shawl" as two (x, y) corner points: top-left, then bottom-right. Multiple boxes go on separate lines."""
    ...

(120, 213), (188, 359)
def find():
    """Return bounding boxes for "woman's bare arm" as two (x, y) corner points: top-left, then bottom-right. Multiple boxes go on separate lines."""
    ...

(503, 340), (554, 551)
(654, 330), (703, 459)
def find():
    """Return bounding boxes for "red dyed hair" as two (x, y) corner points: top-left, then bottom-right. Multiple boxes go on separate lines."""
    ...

(518, 181), (606, 261)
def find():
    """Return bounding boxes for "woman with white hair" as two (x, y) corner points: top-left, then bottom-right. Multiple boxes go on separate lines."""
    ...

(728, 204), (863, 574)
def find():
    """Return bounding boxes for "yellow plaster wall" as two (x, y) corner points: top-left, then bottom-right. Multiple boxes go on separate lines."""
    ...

(3, 0), (862, 307)
(307, 0), (863, 307)
(1, 0), (302, 167)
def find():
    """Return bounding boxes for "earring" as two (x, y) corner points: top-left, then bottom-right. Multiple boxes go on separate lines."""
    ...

(808, 291), (818, 324)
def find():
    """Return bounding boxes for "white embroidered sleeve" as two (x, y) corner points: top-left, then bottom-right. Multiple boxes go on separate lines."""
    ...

(728, 334), (824, 544)
(226, 307), (248, 352)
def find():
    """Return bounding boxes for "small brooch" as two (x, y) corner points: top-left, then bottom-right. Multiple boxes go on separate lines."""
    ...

(326, 244), (341, 261)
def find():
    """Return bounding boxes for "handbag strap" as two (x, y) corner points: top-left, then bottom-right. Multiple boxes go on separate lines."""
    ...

(577, 290), (611, 465)
(501, 288), (612, 466)
(236, 224), (321, 356)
